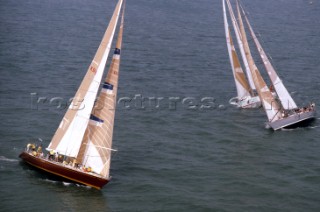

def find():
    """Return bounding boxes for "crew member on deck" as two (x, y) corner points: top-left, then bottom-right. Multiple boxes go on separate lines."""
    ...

(49, 150), (55, 160)
(26, 143), (32, 152)
(31, 143), (36, 151)
(37, 144), (42, 154)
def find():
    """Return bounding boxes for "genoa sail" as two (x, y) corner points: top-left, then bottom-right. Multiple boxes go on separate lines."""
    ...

(225, 0), (256, 92)
(77, 3), (125, 178)
(47, 0), (124, 158)
(234, 0), (282, 122)
(241, 6), (298, 110)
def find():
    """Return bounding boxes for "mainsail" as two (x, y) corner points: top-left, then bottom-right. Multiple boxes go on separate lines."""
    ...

(47, 0), (124, 158)
(241, 6), (298, 110)
(233, 0), (282, 122)
(77, 3), (125, 178)
(223, 0), (251, 99)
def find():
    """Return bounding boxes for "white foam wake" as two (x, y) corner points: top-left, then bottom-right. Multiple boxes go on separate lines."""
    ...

(0, 156), (19, 162)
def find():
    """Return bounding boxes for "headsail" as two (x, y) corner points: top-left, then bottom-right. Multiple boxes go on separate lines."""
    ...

(77, 3), (125, 178)
(240, 6), (298, 110)
(225, 0), (256, 92)
(47, 0), (124, 158)
(234, 0), (282, 122)
(223, 0), (251, 99)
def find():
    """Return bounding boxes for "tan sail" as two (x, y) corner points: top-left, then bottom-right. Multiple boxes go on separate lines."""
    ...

(236, 0), (282, 122)
(77, 3), (125, 178)
(47, 0), (123, 157)
(225, 0), (256, 92)
(240, 6), (298, 110)
(229, 31), (251, 94)
(223, 0), (250, 99)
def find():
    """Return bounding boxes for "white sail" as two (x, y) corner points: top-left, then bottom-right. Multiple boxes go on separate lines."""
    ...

(77, 3), (125, 178)
(47, 0), (123, 158)
(241, 6), (298, 110)
(225, 0), (256, 92)
(223, 0), (251, 99)
(234, 0), (282, 122)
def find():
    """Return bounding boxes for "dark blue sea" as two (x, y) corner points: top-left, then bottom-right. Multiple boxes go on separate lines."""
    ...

(1, 0), (320, 211)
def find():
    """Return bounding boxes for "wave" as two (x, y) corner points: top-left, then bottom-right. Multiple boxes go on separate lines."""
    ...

(62, 182), (72, 186)
(264, 124), (271, 129)
(0, 156), (19, 162)
(62, 181), (91, 189)
(41, 177), (91, 189)
(280, 125), (318, 131)
(43, 179), (59, 184)
(280, 128), (295, 132)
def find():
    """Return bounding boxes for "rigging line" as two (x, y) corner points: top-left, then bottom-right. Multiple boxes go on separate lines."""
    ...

(101, 158), (111, 173)
(82, 127), (92, 165)
(270, 108), (282, 122)
(63, 116), (89, 158)
(239, 1), (284, 79)
(83, 139), (116, 151)
(83, 155), (109, 158)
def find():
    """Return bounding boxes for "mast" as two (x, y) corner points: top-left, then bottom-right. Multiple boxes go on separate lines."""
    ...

(240, 5), (298, 110)
(47, 0), (124, 158)
(235, 0), (282, 122)
(222, 0), (251, 99)
(225, 0), (256, 93)
(77, 1), (126, 178)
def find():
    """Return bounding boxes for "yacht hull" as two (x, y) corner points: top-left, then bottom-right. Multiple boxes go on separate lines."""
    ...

(268, 110), (316, 130)
(229, 95), (261, 109)
(19, 151), (109, 189)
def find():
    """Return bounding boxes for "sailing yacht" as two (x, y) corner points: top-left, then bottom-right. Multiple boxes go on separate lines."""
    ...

(224, 0), (316, 130)
(19, 0), (125, 189)
(223, 0), (261, 108)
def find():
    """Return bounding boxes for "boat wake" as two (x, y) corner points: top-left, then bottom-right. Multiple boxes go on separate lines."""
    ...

(280, 124), (318, 131)
(264, 124), (271, 129)
(280, 128), (295, 132)
(0, 156), (19, 162)
(43, 178), (59, 184)
(61, 181), (92, 189)
(62, 182), (72, 186)
(42, 178), (91, 189)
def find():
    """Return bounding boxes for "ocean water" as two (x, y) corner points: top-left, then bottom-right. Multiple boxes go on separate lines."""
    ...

(1, 0), (320, 211)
